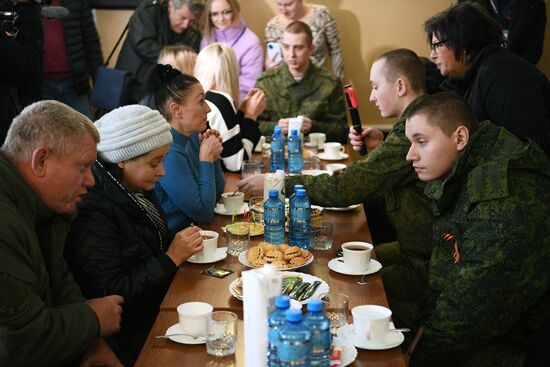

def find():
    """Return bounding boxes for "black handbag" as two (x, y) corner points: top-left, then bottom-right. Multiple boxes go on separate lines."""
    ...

(91, 23), (130, 111)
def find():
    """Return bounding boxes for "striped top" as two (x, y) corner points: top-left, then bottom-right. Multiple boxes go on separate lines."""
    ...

(265, 4), (345, 79)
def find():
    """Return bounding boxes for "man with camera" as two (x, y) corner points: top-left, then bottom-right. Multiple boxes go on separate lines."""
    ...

(0, 0), (43, 145)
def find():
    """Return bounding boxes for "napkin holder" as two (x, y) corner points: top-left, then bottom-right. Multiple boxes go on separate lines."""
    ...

(263, 170), (285, 203)
(243, 265), (282, 367)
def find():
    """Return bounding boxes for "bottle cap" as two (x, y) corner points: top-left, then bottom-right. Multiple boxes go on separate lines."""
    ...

(296, 189), (307, 197)
(275, 295), (291, 309)
(291, 129), (298, 136)
(274, 126), (281, 134)
(293, 185), (304, 191)
(269, 189), (279, 198)
(307, 299), (323, 313)
(286, 309), (303, 323)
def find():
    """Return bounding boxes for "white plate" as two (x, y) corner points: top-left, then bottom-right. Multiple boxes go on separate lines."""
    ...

(187, 248), (227, 264)
(338, 323), (404, 350)
(222, 222), (264, 236)
(228, 278), (302, 310)
(301, 169), (330, 176)
(332, 336), (358, 367)
(238, 250), (314, 271)
(164, 323), (206, 344)
(214, 203), (249, 216)
(328, 258), (382, 276)
(317, 152), (349, 161)
(323, 204), (361, 211)
(228, 271), (329, 304)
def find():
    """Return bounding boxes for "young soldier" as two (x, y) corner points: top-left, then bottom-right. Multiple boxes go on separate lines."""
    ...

(405, 93), (550, 367)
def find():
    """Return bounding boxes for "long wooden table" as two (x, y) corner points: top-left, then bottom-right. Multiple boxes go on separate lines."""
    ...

(135, 151), (407, 367)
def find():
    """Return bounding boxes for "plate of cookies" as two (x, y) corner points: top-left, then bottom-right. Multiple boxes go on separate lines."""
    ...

(239, 242), (314, 270)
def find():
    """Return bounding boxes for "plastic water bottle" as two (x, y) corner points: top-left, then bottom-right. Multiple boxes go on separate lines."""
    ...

(278, 309), (312, 367)
(288, 184), (304, 211)
(289, 189), (311, 249)
(264, 189), (285, 244)
(270, 126), (285, 172)
(304, 300), (331, 367)
(288, 129), (303, 174)
(268, 296), (291, 367)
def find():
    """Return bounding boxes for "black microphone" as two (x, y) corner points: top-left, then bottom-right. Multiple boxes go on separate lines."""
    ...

(41, 6), (68, 19)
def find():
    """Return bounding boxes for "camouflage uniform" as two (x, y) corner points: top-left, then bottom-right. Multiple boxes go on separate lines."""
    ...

(286, 95), (433, 327)
(410, 121), (550, 367)
(255, 63), (348, 143)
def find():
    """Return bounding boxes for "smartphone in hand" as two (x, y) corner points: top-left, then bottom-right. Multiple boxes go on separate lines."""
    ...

(266, 42), (282, 64)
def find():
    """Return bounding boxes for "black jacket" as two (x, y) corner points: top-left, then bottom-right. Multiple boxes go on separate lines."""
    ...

(115, 0), (201, 103)
(0, 2), (43, 143)
(56, 0), (103, 95)
(64, 161), (177, 366)
(441, 46), (550, 156)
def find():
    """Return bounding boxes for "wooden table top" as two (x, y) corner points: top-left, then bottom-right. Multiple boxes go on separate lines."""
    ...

(135, 151), (407, 367)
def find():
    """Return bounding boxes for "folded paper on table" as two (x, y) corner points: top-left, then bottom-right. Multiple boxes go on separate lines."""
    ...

(263, 170), (285, 203)
(243, 265), (282, 367)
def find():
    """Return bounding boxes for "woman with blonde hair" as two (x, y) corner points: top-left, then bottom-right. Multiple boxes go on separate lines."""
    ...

(200, 0), (264, 101)
(158, 44), (198, 75)
(194, 43), (266, 172)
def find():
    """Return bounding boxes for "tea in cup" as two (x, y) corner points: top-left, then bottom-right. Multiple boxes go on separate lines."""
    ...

(309, 132), (326, 149)
(323, 142), (345, 159)
(177, 302), (214, 338)
(351, 304), (392, 343)
(197, 230), (219, 260)
(341, 242), (373, 272)
(221, 192), (245, 213)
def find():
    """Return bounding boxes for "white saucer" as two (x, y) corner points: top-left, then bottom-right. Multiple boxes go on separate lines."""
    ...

(187, 247), (227, 264)
(301, 169), (330, 176)
(323, 204), (361, 211)
(328, 258), (382, 276)
(338, 323), (404, 350)
(214, 203), (249, 216)
(332, 336), (358, 367)
(317, 152), (349, 161)
(164, 323), (206, 344)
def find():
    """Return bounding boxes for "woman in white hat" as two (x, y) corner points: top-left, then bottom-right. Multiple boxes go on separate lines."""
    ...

(64, 105), (204, 366)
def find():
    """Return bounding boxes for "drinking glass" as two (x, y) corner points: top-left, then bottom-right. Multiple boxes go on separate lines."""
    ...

(226, 223), (250, 256)
(206, 311), (238, 356)
(261, 136), (271, 159)
(302, 157), (321, 171)
(319, 292), (349, 335)
(311, 220), (333, 250)
(242, 160), (262, 179)
(248, 196), (265, 224)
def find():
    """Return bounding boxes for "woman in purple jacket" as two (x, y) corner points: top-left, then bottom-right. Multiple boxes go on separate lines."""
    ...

(200, 0), (264, 102)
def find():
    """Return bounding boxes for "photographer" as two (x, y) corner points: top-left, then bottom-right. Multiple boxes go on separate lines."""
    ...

(0, 0), (43, 144)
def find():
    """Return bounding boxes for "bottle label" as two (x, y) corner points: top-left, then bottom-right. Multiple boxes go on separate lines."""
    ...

(311, 331), (331, 354)
(278, 341), (311, 363)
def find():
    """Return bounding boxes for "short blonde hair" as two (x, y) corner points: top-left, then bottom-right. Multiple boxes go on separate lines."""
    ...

(200, 0), (240, 42)
(1, 100), (99, 162)
(194, 43), (240, 104)
(158, 45), (198, 76)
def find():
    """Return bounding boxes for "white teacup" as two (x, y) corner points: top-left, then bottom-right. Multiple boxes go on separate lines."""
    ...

(177, 302), (214, 338)
(352, 305), (392, 343)
(309, 132), (326, 149)
(221, 192), (245, 213)
(326, 163), (347, 174)
(197, 230), (219, 260)
(323, 142), (345, 159)
(341, 241), (373, 272)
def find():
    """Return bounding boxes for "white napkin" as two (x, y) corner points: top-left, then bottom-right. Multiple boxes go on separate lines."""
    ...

(263, 170), (285, 203)
(288, 115), (304, 139)
(243, 265), (282, 367)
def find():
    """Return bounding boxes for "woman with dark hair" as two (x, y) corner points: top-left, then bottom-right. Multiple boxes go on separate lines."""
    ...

(65, 105), (205, 366)
(424, 2), (550, 156)
(152, 64), (225, 232)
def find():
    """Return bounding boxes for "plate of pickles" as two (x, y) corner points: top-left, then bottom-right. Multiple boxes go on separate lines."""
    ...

(229, 271), (329, 304)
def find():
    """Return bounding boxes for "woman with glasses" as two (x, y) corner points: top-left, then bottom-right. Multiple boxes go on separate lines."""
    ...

(424, 2), (550, 156)
(200, 0), (264, 102)
(265, 0), (345, 79)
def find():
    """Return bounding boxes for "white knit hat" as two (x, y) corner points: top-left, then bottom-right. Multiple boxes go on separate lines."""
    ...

(95, 105), (173, 163)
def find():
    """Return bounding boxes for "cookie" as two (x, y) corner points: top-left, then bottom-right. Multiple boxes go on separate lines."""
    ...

(271, 260), (288, 269)
(246, 246), (264, 262)
(289, 256), (306, 266)
(251, 258), (267, 267)
(264, 250), (284, 263)
(278, 244), (290, 252)
(300, 250), (312, 261)
(284, 246), (302, 260)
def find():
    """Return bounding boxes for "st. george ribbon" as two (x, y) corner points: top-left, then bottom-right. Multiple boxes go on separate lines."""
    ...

(344, 84), (368, 156)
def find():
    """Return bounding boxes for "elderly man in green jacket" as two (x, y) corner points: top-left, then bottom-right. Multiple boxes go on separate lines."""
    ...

(0, 101), (124, 366)
(405, 93), (550, 367)
(239, 48), (433, 328)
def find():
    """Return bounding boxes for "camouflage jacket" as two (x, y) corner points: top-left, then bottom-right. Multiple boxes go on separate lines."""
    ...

(411, 121), (550, 367)
(255, 63), (348, 143)
(286, 95), (433, 282)
(0, 155), (99, 366)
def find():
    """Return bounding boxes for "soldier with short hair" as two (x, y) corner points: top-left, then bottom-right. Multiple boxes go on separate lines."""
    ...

(405, 93), (550, 367)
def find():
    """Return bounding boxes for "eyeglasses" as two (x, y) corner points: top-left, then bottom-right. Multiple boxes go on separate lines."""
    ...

(430, 39), (448, 52)
(210, 9), (233, 18)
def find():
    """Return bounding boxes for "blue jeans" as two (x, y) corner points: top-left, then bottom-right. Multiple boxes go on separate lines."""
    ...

(42, 79), (92, 119)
